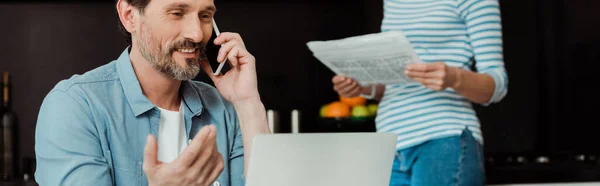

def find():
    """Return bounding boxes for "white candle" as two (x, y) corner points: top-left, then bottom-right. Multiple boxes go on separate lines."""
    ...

(291, 109), (300, 134)
(267, 110), (275, 133)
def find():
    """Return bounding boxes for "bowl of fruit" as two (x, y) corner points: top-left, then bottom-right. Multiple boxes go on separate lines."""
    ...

(317, 96), (378, 132)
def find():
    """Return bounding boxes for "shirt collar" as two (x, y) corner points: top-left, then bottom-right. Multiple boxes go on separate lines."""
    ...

(180, 80), (204, 117)
(116, 47), (204, 117)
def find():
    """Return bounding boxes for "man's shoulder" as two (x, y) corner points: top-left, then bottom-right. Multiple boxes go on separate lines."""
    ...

(51, 61), (119, 92)
(37, 61), (121, 126)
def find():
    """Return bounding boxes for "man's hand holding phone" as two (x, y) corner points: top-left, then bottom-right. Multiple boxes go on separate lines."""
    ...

(200, 30), (259, 103)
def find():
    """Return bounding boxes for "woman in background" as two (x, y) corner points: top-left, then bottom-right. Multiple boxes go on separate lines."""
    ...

(332, 0), (508, 185)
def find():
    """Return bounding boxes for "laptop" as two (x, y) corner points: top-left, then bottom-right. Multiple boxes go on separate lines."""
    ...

(245, 132), (398, 186)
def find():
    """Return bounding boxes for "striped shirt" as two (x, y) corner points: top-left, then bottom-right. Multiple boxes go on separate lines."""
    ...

(376, 0), (508, 150)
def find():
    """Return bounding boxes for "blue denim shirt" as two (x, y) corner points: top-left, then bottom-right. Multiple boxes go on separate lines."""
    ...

(35, 47), (245, 186)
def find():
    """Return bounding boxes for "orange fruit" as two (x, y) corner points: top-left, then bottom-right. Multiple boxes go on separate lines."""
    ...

(324, 101), (351, 118)
(339, 96), (366, 107)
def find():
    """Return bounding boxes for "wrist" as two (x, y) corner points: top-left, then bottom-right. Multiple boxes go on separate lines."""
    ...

(232, 96), (263, 110)
(359, 85), (370, 95)
(450, 67), (463, 89)
(231, 96), (270, 132)
(359, 85), (375, 99)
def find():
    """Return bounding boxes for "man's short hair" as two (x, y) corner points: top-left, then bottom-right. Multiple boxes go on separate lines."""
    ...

(117, 0), (150, 44)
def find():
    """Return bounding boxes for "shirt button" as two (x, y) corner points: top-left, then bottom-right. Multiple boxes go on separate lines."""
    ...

(212, 181), (220, 186)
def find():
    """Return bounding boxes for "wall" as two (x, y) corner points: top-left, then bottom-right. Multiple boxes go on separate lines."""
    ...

(0, 3), (128, 176)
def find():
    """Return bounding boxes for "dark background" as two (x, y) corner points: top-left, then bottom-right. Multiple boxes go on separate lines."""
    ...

(0, 0), (599, 184)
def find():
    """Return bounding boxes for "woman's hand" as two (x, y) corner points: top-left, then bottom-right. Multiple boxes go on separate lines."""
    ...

(405, 62), (461, 91)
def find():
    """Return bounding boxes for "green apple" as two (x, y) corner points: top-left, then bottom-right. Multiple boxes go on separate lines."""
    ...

(320, 104), (328, 118)
(352, 105), (370, 118)
(367, 104), (378, 116)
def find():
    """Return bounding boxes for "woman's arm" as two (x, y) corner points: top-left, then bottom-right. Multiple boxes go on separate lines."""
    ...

(405, 62), (496, 104)
(451, 67), (496, 104)
(458, 0), (509, 105)
(405, 0), (508, 105)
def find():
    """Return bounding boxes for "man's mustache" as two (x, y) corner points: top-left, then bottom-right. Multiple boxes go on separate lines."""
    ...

(169, 40), (207, 54)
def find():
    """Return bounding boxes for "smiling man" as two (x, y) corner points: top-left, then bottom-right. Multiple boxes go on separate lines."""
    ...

(34, 0), (270, 185)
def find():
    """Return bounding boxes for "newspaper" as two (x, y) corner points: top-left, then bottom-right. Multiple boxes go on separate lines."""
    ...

(306, 31), (420, 86)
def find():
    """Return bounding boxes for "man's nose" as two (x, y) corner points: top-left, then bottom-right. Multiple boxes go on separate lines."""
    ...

(182, 18), (204, 43)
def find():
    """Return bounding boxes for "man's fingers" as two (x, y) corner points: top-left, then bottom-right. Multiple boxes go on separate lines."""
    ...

(178, 125), (214, 167)
(214, 32), (244, 46)
(203, 125), (218, 153)
(217, 40), (237, 63)
(195, 153), (219, 184)
(203, 155), (224, 185)
(214, 33), (246, 65)
(189, 150), (216, 184)
(227, 47), (240, 67)
(143, 135), (158, 172)
(184, 139), (217, 184)
(190, 127), (218, 180)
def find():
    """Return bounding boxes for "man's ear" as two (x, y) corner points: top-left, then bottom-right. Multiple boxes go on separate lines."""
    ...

(117, 0), (136, 34)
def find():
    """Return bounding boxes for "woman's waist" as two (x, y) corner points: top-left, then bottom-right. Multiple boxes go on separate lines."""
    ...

(376, 90), (476, 123)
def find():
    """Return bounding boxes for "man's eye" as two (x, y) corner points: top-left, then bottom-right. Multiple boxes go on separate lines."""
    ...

(200, 13), (213, 20)
(171, 12), (183, 17)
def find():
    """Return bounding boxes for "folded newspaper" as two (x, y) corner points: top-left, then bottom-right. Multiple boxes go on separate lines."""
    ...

(306, 31), (420, 85)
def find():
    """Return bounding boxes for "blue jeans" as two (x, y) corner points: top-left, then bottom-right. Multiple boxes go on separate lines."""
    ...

(389, 128), (486, 186)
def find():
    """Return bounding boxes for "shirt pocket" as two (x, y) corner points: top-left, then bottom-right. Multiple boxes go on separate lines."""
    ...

(107, 150), (142, 186)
